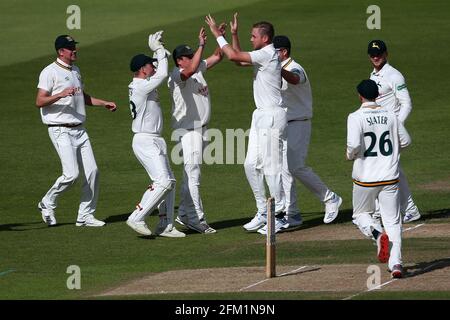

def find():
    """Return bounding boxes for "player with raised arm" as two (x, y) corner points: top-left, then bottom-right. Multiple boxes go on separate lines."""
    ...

(169, 26), (225, 234)
(126, 31), (185, 238)
(205, 13), (286, 232)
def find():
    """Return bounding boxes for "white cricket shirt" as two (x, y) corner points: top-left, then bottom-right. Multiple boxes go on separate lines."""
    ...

(248, 44), (283, 110)
(129, 54), (168, 135)
(37, 58), (85, 125)
(347, 102), (411, 185)
(370, 63), (412, 123)
(281, 58), (313, 121)
(168, 60), (210, 130)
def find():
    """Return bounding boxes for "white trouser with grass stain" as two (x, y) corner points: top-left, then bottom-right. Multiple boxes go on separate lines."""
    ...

(352, 182), (402, 270)
(128, 133), (176, 225)
(275, 120), (335, 217)
(244, 107), (286, 217)
(177, 126), (207, 223)
(41, 126), (99, 221)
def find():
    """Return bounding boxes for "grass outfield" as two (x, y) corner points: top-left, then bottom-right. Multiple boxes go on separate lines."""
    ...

(1, 0), (449, 301)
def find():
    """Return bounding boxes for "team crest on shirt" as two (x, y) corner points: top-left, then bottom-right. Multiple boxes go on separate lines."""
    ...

(65, 76), (70, 81)
(198, 85), (209, 97)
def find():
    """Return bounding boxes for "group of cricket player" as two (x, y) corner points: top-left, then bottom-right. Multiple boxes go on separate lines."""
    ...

(35, 13), (421, 279)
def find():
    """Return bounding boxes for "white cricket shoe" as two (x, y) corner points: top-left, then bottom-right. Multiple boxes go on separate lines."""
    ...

(190, 219), (217, 234)
(403, 210), (421, 224)
(156, 224), (186, 238)
(243, 214), (267, 231)
(285, 214), (303, 228)
(38, 202), (57, 226)
(176, 215), (216, 234)
(175, 215), (189, 227)
(126, 219), (151, 235)
(257, 217), (288, 235)
(75, 215), (106, 227)
(257, 214), (303, 235)
(323, 194), (342, 224)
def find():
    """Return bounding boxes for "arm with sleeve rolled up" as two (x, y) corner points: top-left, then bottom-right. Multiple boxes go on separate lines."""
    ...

(346, 114), (362, 160)
(393, 73), (412, 123)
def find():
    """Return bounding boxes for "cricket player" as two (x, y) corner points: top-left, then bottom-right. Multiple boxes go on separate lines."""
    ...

(36, 35), (117, 227)
(126, 31), (185, 238)
(347, 79), (411, 278)
(368, 40), (421, 224)
(168, 26), (224, 234)
(259, 35), (343, 235)
(205, 13), (286, 232)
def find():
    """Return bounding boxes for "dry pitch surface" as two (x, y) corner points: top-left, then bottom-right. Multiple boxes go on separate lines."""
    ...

(98, 222), (450, 298)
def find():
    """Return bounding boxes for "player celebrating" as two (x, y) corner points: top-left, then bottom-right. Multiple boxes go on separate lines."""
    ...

(168, 26), (224, 234)
(205, 13), (286, 232)
(367, 40), (421, 224)
(259, 35), (343, 235)
(36, 35), (117, 227)
(347, 79), (410, 278)
(126, 31), (185, 238)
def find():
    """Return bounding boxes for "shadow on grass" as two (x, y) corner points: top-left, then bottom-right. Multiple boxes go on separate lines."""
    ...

(297, 208), (354, 231)
(104, 213), (133, 223)
(405, 257), (450, 278)
(421, 208), (450, 221)
(0, 222), (72, 231)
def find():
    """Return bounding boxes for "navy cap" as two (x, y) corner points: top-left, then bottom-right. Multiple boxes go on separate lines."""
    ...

(172, 44), (194, 60)
(368, 40), (387, 56)
(273, 35), (291, 50)
(130, 54), (157, 72)
(55, 35), (78, 50)
(357, 79), (379, 100)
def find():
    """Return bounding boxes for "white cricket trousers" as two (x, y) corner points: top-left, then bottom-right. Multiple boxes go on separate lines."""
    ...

(128, 134), (176, 224)
(352, 183), (402, 270)
(41, 126), (99, 221)
(244, 107), (286, 216)
(276, 120), (334, 216)
(375, 166), (419, 215)
(176, 126), (207, 222)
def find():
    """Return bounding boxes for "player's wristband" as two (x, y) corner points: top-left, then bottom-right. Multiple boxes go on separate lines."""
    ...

(216, 36), (228, 49)
(198, 44), (205, 48)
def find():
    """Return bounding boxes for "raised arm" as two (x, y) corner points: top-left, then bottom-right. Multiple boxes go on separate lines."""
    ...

(205, 23), (226, 69)
(230, 12), (251, 66)
(205, 14), (252, 64)
(180, 27), (206, 80)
